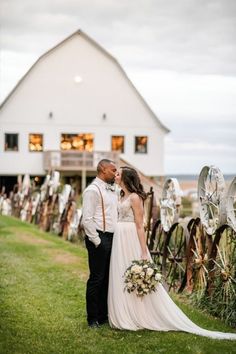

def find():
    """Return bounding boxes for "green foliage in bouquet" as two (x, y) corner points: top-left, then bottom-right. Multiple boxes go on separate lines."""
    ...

(124, 260), (162, 298)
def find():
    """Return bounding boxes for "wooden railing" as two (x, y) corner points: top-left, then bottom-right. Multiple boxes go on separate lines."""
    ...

(43, 150), (120, 171)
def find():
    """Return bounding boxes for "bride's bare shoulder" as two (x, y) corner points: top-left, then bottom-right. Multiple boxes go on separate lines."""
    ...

(130, 193), (142, 204)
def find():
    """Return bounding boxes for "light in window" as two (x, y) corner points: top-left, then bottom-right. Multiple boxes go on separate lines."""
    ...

(111, 136), (124, 153)
(29, 134), (43, 152)
(74, 75), (82, 83)
(61, 134), (94, 151)
(135, 136), (147, 154)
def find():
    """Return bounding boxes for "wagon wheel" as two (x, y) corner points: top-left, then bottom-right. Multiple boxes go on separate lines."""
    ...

(162, 223), (186, 292)
(39, 200), (50, 231)
(68, 204), (81, 242)
(62, 200), (77, 240)
(160, 178), (182, 232)
(178, 217), (196, 293)
(38, 193), (55, 232)
(48, 171), (60, 196)
(182, 218), (208, 294)
(226, 177), (236, 232)
(34, 199), (44, 225)
(192, 234), (208, 295)
(208, 225), (236, 302)
(198, 165), (226, 236)
(26, 197), (34, 223)
(11, 187), (21, 217)
(50, 195), (61, 234)
(19, 174), (31, 207)
(30, 192), (40, 224)
(149, 219), (166, 267)
(43, 194), (58, 232)
(33, 201), (41, 225)
(144, 187), (154, 245)
(40, 171), (60, 202)
(40, 174), (51, 202)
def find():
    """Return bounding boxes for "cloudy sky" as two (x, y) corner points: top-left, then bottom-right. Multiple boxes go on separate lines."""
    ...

(1, 0), (236, 175)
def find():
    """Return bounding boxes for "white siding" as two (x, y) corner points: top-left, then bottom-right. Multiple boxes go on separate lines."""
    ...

(0, 32), (168, 176)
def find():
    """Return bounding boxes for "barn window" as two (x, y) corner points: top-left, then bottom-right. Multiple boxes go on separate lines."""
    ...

(60, 134), (94, 151)
(4, 133), (19, 151)
(135, 136), (148, 154)
(29, 134), (43, 152)
(111, 136), (124, 153)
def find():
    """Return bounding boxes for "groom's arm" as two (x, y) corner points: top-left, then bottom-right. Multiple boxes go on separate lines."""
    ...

(82, 189), (101, 247)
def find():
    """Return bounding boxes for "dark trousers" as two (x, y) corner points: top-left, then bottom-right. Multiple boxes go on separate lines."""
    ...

(85, 230), (113, 324)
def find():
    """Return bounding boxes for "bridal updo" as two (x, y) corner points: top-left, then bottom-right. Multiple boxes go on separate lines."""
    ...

(120, 167), (147, 201)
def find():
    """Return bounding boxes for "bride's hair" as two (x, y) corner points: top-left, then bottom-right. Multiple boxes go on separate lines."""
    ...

(120, 167), (147, 201)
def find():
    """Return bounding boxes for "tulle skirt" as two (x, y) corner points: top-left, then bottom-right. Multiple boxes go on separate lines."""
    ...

(108, 221), (236, 340)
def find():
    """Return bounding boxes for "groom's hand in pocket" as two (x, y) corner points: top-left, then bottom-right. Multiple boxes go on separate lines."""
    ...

(95, 238), (103, 249)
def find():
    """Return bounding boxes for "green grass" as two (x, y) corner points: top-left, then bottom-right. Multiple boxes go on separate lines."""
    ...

(0, 215), (236, 354)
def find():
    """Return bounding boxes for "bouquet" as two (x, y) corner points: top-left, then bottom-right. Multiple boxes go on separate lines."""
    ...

(124, 260), (162, 298)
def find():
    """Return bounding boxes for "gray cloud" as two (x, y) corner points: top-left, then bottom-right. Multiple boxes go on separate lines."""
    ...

(1, 0), (236, 74)
(167, 118), (236, 144)
(0, 0), (236, 174)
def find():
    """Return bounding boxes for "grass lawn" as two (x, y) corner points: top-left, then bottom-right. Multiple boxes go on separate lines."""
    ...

(0, 215), (236, 354)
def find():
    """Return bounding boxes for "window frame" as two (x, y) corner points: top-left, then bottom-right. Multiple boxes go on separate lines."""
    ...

(134, 136), (148, 154)
(60, 133), (94, 151)
(4, 133), (19, 152)
(28, 133), (44, 152)
(111, 135), (125, 153)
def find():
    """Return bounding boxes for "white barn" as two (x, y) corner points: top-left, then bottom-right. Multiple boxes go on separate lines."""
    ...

(0, 30), (169, 193)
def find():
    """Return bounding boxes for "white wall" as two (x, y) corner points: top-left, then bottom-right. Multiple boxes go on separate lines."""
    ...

(0, 33), (167, 176)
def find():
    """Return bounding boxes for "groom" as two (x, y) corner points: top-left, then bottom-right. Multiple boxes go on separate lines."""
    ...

(82, 159), (118, 328)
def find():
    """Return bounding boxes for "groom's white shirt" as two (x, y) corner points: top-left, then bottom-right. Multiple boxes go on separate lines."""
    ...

(82, 177), (118, 247)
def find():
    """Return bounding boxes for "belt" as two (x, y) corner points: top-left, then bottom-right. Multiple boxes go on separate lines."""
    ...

(97, 230), (114, 236)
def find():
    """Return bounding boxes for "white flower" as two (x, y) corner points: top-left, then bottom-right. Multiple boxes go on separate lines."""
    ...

(131, 265), (142, 274)
(124, 260), (162, 298)
(146, 268), (154, 277)
(155, 273), (162, 281)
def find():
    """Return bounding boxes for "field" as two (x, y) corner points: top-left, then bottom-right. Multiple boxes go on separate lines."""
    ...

(0, 215), (236, 354)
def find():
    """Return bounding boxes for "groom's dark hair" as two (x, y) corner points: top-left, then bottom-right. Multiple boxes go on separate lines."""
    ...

(97, 159), (115, 173)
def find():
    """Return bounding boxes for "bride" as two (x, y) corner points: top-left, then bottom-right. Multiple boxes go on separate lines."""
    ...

(108, 166), (236, 340)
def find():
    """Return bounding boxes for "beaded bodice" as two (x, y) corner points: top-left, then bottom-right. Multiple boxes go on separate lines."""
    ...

(117, 195), (134, 222)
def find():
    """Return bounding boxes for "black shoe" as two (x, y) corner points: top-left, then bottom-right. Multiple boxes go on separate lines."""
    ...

(98, 318), (109, 325)
(88, 321), (100, 329)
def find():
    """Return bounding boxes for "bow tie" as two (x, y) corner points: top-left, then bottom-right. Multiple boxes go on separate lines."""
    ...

(105, 184), (115, 192)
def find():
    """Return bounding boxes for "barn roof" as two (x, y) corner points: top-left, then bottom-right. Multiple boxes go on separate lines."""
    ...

(0, 29), (170, 133)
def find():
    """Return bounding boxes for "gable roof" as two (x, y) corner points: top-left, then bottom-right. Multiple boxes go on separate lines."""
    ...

(0, 29), (170, 133)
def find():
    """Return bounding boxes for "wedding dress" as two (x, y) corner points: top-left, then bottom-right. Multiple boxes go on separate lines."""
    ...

(108, 195), (236, 340)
